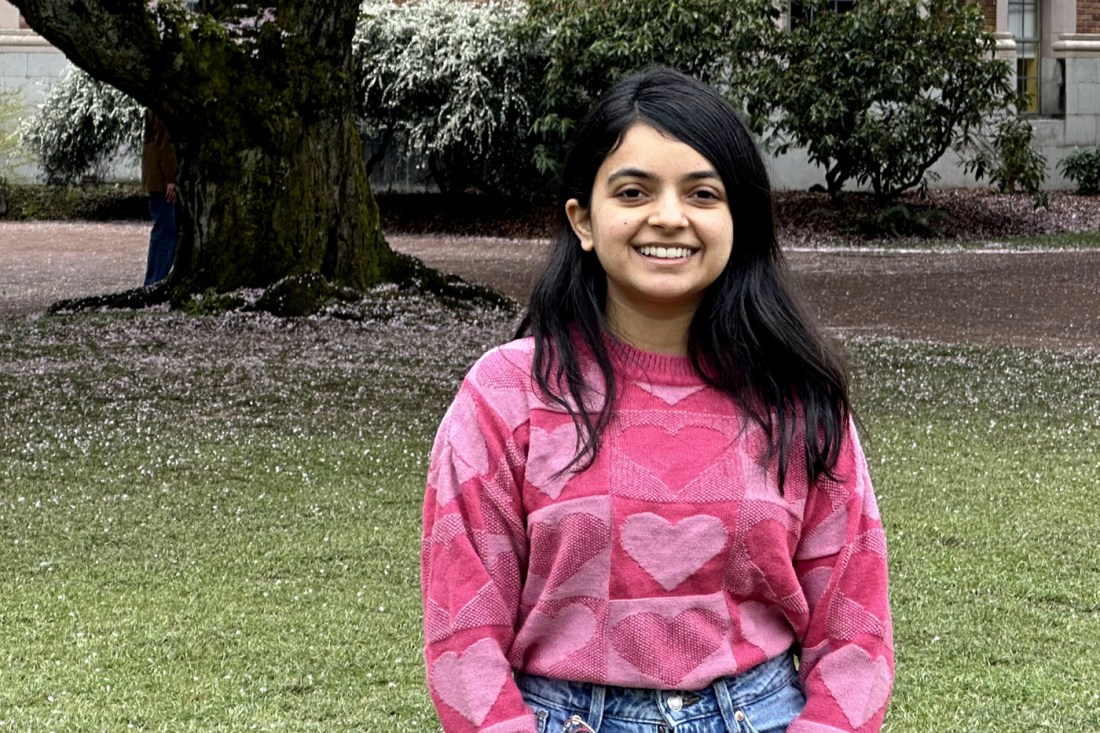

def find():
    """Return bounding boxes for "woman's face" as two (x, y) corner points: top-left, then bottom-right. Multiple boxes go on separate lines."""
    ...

(566, 123), (734, 329)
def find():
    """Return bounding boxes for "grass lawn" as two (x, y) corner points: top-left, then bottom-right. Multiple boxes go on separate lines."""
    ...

(1, 289), (1098, 731)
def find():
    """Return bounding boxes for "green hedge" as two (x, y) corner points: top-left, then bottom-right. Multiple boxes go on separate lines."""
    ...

(2, 183), (147, 221)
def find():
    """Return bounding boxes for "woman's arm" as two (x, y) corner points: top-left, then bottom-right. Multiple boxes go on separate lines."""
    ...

(422, 353), (538, 733)
(789, 422), (894, 733)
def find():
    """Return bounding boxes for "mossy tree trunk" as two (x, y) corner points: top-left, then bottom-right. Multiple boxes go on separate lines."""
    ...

(13, 0), (393, 296)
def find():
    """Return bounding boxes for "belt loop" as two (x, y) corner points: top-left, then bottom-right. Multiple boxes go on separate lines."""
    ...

(712, 676), (740, 733)
(586, 682), (606, 732)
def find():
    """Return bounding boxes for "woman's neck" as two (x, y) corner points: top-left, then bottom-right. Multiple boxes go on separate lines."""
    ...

(604, 297), (697, 356)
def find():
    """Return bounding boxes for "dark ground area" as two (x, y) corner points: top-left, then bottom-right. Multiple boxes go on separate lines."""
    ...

(1, 190), (1098, 350)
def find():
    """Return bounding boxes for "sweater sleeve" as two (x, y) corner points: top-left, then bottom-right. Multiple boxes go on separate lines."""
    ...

(788, 421), (894, 733)
(422, 356), (536, 733)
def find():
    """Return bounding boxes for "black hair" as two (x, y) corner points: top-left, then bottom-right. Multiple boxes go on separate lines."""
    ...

(515, 66), (851, 491)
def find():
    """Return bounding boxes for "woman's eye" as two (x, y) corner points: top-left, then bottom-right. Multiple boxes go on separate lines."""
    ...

(693, 189), (721, 201)
(617, 187), (645, 200)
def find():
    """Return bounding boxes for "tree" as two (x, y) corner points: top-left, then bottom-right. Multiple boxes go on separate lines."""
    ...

(12, 0), (393, 301)
(18, 66), (143, 185)
(354, 0), (544, 200)
(752, 0), (1020, 202)
(524, 0), (780, 174)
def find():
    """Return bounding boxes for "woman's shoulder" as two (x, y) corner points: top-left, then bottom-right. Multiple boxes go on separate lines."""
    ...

(464, 336), (537, 390)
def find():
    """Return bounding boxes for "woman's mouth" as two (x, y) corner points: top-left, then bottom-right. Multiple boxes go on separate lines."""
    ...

(636, 246), (696, 259)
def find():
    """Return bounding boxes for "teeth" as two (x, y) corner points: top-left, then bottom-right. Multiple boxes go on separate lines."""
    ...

(639, 246), (693, 259)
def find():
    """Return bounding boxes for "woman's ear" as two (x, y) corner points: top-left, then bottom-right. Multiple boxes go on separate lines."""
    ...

(565, 199), (594, 252)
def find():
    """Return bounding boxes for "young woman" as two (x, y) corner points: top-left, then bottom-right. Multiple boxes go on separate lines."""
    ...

(422, 67), (893, 733)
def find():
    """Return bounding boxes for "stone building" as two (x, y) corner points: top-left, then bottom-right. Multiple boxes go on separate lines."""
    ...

(978, 0), (1100, 186)
(1, 0), (1098, 189)
(0, 2), (67, 164)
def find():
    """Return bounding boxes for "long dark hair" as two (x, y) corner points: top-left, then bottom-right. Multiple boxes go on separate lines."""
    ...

(516, 66), (850, 491)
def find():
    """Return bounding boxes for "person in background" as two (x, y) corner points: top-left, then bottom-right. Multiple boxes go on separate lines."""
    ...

(142, 108), (178, 288)
(421, 67), (893, 733)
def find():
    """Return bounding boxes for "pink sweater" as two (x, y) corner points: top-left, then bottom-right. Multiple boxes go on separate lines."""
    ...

(422, 337), (893, 733)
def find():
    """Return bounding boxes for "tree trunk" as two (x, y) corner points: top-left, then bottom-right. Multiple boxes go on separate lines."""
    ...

(173, 98), (387, 292)
(13, 0), (396, 298)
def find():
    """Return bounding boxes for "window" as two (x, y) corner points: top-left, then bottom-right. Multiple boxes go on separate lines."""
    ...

(1008, 0), (1040, 113)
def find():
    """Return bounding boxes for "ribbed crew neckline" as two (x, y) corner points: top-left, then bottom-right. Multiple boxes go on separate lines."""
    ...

(603, 332), (704, 384)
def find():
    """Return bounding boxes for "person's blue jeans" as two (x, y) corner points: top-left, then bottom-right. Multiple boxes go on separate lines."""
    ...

(144, 193), (177, 287)
(516, 651), (805, 733)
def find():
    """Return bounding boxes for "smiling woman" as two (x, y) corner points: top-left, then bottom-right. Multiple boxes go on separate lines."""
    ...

(422, 67), (893, 733)
(565, 124), (734, 355)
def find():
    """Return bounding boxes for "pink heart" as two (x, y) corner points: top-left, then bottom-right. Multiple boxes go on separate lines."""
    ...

(521, 603), (598, 669)
(738, 601), (791, 657)
(526, 424), (582, 499)
(431, 392), (491, 506)
(621, 513), (728, 591)
(816, 645), (891, 729)
(528, 512), (610, 600)
(618, 424), (729, 492)
(796, 505), (849, 561)
(611, 609), (725, 687)
(425, 580), (514, 644)
(633, 381), (705, 405)
(429, 639), (509, 726)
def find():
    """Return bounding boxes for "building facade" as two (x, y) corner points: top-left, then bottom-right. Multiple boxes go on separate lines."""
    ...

(1, 0), (1098, 189)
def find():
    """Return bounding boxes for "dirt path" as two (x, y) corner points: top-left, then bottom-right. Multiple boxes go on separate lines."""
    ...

(2, 223), (1098, 350)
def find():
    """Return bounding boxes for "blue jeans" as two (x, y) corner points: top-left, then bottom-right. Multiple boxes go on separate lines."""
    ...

(144, 193), (177, 287)
(516, 651), (804, 733)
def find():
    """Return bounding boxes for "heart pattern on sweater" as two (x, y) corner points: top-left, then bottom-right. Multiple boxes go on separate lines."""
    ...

(432, 392), (491, 507)
(633, 381), (705, 406)
(618, 424), (729, 494)
(429, 638), (509, 726)
(621, 513), (728, 591)
(522, 603), (598, 670)
(611, 608), (724, 687)
(738, 601), (791, 657)
(526, 423), (583, 499)
(816, 645), (891, 729)
(795, 504), (850, 561)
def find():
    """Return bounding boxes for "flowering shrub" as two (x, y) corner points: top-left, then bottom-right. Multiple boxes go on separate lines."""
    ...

(354, 0), (545, 198)
(18, 65), (142, 185)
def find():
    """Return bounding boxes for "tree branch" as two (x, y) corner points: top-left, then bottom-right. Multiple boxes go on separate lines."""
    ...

(12, 0), (163, 101)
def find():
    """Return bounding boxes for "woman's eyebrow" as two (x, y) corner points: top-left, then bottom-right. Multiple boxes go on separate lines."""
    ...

(606, 167), (721, 183)
(606, 167), (653, 183)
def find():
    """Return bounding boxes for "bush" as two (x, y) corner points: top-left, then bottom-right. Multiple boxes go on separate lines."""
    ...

(1057, 148), (1100, 195)
(525, 0), (778, 174)
(354, 0), (544, 199)
(854, 203), (949, 239)
(752, 0), (1019, 202)
(18, 66), (143, 185)
(966, 116), (1048, 194)
(2, 182), (146, 220)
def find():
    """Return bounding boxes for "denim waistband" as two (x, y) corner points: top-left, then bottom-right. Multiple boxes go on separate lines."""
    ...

(515, 650), (798, 729)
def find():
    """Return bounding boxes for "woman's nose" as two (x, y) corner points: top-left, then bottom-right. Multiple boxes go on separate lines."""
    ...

(648, 191), (688, 229)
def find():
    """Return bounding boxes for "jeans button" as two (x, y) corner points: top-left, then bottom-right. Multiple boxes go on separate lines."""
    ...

(735, 710), (746, 722)
(668, 694), (683, 711)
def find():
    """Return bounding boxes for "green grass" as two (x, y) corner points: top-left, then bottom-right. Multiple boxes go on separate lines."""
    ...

(972, 230), (1100, 249)
(849, 339), (1100, 730)
(1, 303), (1098, 731)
